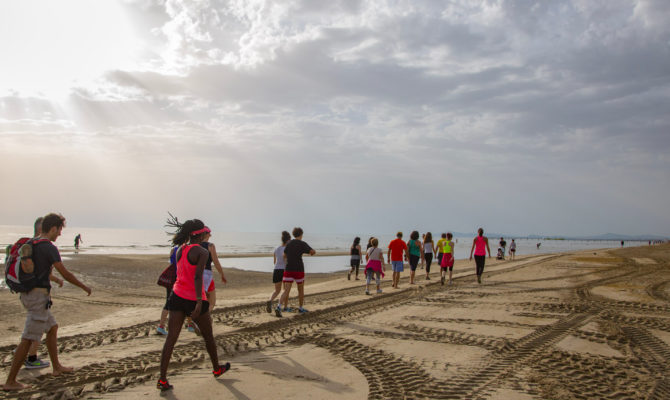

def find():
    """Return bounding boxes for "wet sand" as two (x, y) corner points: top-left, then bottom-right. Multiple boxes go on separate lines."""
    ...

(1, 244), (669, 399)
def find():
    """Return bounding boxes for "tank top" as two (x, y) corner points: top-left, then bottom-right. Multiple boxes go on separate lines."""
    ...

(443, 240), (453, 254)
(423, 242), (433, 253)
(274, 245), (286, 270)
(351, 245), (360, 260)
(200, 241), (213, 270)
(172, 244), (208, 301)
(408, 240), (421, 256)
(474, 236), (487, 256)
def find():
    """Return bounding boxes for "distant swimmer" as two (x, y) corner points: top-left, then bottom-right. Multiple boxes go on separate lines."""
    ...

(267, 231), (291, 313)
(275, 227), (315, 317)
(469, 228), (491, 284)
(536, 242), (541, 250)
(158, 218), (230, 391)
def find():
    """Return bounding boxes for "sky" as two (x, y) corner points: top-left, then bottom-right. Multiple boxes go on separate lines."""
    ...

(1, 0), (669, 237)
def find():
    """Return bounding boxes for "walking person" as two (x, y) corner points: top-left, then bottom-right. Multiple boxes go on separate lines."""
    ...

(348, 237), (362, 280)
(509, 239), (516, 260)
(407, 231), (423, 284)
(200, 229), (227, 310)
(469, 228), (491, 284)
(387, 232), (408, 289)
(73, 233), (83, 253)
(440, 233), (456, 285)
(435, 233), (447, 267)
(422, 232), (434, 280)
(4, 213), (91, 391)
(266, 231), (291, 313)
(364, 238), (385, 295)
(275, 227), (316, 317)
(158, 218), (230, 391)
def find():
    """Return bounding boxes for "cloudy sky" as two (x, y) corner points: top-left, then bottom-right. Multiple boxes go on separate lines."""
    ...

(1, 0), (669, 237)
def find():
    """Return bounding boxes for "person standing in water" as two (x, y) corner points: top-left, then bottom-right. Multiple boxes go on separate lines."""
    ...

(509, 239), (516, 260)
(267, 231), (291, 313)
(422, 232), (434, 281)
(469, 228), (491, 284)
(348, 237), (362, 280)
(74, 234), (82, 253)
(158, 218), (230, 391)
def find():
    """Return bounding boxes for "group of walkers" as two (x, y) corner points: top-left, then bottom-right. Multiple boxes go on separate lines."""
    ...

(4, 213), (502, 393)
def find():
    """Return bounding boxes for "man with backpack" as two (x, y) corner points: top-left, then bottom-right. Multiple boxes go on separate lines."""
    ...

(3, 213), (91, 391)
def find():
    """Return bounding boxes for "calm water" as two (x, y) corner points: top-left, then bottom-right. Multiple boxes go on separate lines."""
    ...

(1, 225), (645, 273)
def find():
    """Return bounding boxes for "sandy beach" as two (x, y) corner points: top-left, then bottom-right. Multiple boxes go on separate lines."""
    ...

(1, 244), (669, 399)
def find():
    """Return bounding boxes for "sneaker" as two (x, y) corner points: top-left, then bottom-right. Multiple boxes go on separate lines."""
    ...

(365, 290), (370, 295)
(477, 275), (482, 284)
(441, 276), (445, 285)
(24, 358), (50, 369)
(266, 300), (272, 313)
(283, 307), (294, 313)
(157, 379), (173, 391)
(426, 276), (430, 280)
(213, 362), (231, 377)
(448, 279), (453, 286)
(298, 307), (308, 313)
(156, 326), (168, 336)
(376, 289), (383, 294)
(275, 306), (283, 318)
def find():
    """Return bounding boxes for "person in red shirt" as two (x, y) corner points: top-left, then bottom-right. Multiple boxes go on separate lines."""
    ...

(387, 232), (408, 289)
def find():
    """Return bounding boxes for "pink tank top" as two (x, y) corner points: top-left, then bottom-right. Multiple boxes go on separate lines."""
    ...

(172, 244), (208, 301)
(474, 236), (487, 256)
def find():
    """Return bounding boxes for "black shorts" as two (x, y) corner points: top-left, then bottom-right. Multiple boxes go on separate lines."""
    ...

(273, 269), (285, 284)
(350, 259), (360, 268)
(166, 292), (210, 316)
(409, 254), (420, 271)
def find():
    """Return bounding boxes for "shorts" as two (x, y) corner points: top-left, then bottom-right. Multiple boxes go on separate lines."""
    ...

(510, 249), (516, 253)
(203, 269), (215, 292)
(166, 292), (210, 316)
(350, 259), (360, 268)
(283, 270), (305, 284)
(391, 261), (404, 272)
(20, 288), (57, 342)
(273, 269), (285, 284)
(409, 254), (420, 271)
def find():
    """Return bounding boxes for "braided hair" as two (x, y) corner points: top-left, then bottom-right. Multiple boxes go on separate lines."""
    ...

(165, 212), (206, 246)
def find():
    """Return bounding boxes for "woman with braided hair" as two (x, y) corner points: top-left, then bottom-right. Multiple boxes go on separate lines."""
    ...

(157, 216), (231, 391)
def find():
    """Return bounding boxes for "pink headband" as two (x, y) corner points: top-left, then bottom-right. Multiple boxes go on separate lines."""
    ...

(190, 226), (211, 236)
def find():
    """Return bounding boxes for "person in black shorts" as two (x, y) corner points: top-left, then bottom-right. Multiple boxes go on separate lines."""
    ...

(348, 237), (362, 280)
(267, 231), (291, 312)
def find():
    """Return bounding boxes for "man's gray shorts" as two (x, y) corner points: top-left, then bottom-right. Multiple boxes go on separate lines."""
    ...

(20, 288), (57, 342)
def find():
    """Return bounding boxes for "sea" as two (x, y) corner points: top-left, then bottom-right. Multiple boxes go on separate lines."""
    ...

(0, 225), (646, 275)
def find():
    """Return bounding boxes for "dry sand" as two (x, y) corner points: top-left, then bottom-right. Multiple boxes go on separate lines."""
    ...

(1, 244), (670, 399)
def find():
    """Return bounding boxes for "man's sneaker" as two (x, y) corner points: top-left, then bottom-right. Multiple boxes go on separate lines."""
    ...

(156, 326), (168, 336)
(298, 307), (308, 313)
(24, 358), (50, 369)
(283, 307), (294, 313)
(274, 306), (282, 318)
(376, 289), (383, 294)
(365, 290), (370, 295)
(266, 300), (272, 313)
(213, 362), (231, 377)
(156, 379), (173, 391)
